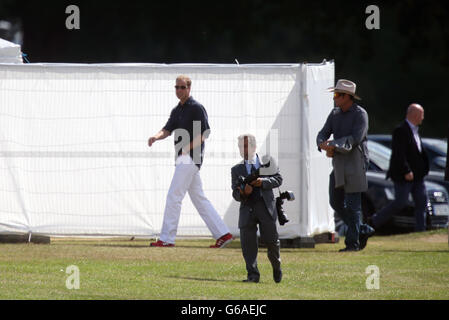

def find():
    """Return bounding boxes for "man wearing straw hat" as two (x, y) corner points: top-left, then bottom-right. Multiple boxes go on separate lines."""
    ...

(317, 79), (375, 252)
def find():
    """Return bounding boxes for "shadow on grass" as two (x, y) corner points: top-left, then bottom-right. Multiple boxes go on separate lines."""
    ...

(56, 242), (335, 251)
(51, 242), (150, 249)
(86, 243), (238, 250)
(165, 275), (228, 282)
(381, 250), (449, 253)
(165, 275), (260, 284)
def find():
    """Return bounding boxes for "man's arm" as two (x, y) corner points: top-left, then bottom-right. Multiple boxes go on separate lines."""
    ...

(317, 111), (334, 151)
(391, 126), (413, 180)
(151, 107), (177, 147)
(231, 166), (254, 202)
(148, 129), (171, 147)
(329, 110), (368, 154)
(232, 167), (244, 202)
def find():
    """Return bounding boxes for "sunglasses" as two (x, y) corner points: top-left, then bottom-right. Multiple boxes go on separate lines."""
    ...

(334, 92), (345, 98)
(175, 85), (188, 90)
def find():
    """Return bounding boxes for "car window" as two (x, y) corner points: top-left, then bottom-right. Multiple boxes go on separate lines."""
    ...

(422, 139), (447, 156)
(367, 140), (391, 171)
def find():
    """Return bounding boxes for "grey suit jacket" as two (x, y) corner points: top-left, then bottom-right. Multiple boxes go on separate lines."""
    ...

(316, 104), (369, 193)
(231, 155), (283, 228)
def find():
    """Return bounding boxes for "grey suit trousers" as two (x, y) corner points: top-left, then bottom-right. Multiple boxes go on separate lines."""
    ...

(240, 199), (281, 280)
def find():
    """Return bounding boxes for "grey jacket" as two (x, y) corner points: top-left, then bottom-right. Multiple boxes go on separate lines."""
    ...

(316, 104), (369, 193)
(231, 155), (283, 228)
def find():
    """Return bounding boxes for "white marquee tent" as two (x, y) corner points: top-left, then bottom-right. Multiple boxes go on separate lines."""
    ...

(0, 37), (23, 64)
(0, 62), (334, 239)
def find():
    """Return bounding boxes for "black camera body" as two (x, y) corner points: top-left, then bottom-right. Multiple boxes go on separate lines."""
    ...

(238, 164), (294, 226)
(237, 168), (260, 191)
(276, 191), (295, 225)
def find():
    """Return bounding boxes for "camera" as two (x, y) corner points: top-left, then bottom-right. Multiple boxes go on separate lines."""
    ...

(237, 160), (273, 191)
(237, 161), (294, 226)
(237, 169), (260, 191)
(276, 191), (295, 225)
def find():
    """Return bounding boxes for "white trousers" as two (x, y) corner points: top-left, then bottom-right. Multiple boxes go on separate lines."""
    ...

(159, 155), (229, 244)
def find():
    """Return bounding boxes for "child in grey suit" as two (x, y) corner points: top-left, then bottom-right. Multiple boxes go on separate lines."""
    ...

(231, 134), (283, 283)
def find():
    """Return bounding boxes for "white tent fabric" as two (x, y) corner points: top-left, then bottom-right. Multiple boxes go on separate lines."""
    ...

(0, 38), (23, 64)
(0, 62), (334, 238)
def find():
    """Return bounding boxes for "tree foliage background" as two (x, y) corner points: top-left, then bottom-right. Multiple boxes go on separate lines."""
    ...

(1, 0), (448, 137)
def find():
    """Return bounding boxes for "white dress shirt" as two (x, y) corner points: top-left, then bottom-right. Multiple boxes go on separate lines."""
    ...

(406, 119), (422, 152)
(245, 154), (260, 175)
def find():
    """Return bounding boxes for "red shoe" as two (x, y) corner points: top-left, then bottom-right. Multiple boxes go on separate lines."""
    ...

(150, 240), (174, 247)
(210, 233), (233, 248)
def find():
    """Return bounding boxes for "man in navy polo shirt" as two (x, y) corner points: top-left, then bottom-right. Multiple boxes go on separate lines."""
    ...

(148, 75), (232, 248)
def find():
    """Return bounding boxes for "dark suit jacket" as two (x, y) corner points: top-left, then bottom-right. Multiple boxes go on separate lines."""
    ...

(445, 123), (449, 181)
(387, 120), (429, 182)
(231, 155), (283, 228)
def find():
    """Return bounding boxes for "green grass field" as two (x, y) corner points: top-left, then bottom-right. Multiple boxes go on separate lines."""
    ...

(0, 229), (448, 300)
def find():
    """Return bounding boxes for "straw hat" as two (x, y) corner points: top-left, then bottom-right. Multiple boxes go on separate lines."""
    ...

(327, 79), (361, 100)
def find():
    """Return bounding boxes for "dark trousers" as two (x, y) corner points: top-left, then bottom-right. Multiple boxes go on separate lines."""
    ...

(329, 172), (373, 249)
(372, 179), (427, 232)
(239, 200), (281, 280)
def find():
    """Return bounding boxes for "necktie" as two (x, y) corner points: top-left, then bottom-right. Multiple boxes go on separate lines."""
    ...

(251, 163), (257, 174)
(250, 163), (261, 197)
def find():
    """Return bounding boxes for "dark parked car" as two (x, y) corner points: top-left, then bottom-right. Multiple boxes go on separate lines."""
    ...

(334, 141), (449, 235)
(368, 134), (447, 172)
(367, 139), (449, 194)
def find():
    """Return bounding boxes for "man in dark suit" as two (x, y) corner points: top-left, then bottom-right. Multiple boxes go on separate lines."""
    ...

(231, 134), (283, 283)
(371, 104), (429, 231)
